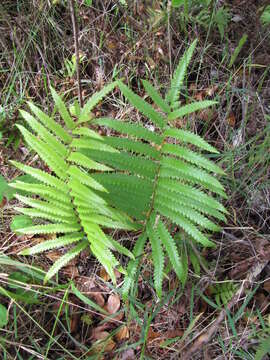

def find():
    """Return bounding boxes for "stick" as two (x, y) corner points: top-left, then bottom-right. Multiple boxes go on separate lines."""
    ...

(70, 0), (83, 108)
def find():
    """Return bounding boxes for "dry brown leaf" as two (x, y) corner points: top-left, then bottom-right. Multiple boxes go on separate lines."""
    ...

(194, 91), (204, 101)
(147, 327), (161, 342)
(63, 265), (79, 279)
(105, 294), (120, 315)
(90, 291), (105, 308)
(227, 113), (236, 127)
(164, 329), (184, 338)
(99, 267), (110, 282)
(205, 85), (218, 97)
(115, 325), (129, 342)
(91, 331), (116, 353)
(263, 279), (270, 293)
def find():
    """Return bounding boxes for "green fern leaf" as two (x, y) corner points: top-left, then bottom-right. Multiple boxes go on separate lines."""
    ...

(93, 118), (163, 145)
(16, 223), (81, 235)
(122, 233), (147, 299)
(165, 128), (219, 154)
(104, 137), (160, 159)
(162, 143), (224, 174)
(157, 221), (184, 283)
(20, 233), (84, 255)
(27, 101), (72, 143)
(72, 127), (103, 140)
(50, 86), (75, 129)
(86, 150), (158, 179)
(168, 100), (217, 121)
(67, 152), (113, 171)
(44, 240), (88, 283)
(158, 179), (227, 213)
(156, 194), (221, 231)
(19, 109), (68, 157)
(67, 166), (108, 192)
(17, 125), (69, 180)
(9, 181), (72, 204)
(146, 215), (164, 298)
(71, 137), (118, 153)
(10, 161), (69, 192)
(142, 79), (170, 113)
(14, 207), (72, 223)
(161, 157), (226, 196)
(79, 81), (118, 123)
(166, 39), (197, 108)
(158, 204), (215, 247)
(118, 81), (165, 129)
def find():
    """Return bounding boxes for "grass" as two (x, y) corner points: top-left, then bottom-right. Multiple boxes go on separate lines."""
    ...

(0, 0), (270, 359)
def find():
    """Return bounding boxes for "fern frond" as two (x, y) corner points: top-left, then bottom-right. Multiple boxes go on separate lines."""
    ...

(156, 197), (220, 231)
(79, 81), (118, 123)
(168, 100), (217, 121)
(44, 240), (88, 283)
(166, 39), (197, 109)
(157, 206), (215, 247)
(162, 143), (224, 174)
(93, 118), (163, 145)
(71, 137), (118, 153)
(9, 181), (71, 203)
(16, 223), (81, 235)
(50, 86), (75, 129)
(17, 125), (69, 179)
(122, 233), (147, 299)
(67, 166), (108, 192)
(20, 233), (84, 255)
(67, 151), (113, 171)
(72, 127), (103, 140)
(141, 79), (170, 113)
(27, 101), (72, 143)
(10, 161), (69, 192)
(146, 215), (164, 298)
(15, 194), (76, 219)
(87, 150), (158, 179)
(14, 207), (72, 223)
(19, 109), (68, 157)
(104, 136), (160, 159)
(165, 128), (219, 154)
(158, 179), (228, 213)
(157, 221), (184, 283)
(161, 157), (226, 196)
(118, 81), (165, 129)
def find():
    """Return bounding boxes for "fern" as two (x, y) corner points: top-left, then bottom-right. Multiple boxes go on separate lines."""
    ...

(83, 41), (227, 298)
(10, 41), (227, 297)
(10, 84), (137, 283)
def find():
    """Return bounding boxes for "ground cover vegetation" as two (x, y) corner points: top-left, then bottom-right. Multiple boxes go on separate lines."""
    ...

(0, 1), (269, 359)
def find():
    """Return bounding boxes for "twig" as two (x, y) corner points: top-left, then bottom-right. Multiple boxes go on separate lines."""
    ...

(70, 0), (83, 107)
(181, 259), (269, 360)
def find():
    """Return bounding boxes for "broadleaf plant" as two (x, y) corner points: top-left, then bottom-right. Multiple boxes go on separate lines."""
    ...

(10, 40), (227, 297)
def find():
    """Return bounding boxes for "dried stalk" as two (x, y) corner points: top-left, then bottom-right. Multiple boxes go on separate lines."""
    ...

(70, 0), (83, 107)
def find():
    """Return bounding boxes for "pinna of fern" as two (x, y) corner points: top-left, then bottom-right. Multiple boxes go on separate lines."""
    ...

(79, 39), (228, 298)
(9, 82), (138, 284)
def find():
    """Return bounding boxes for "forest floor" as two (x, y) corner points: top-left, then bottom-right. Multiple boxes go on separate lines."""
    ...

(0, 1), (269, 359)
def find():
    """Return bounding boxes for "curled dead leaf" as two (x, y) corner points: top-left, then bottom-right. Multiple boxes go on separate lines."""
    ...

(90, 291), (105, 308)
(105, 294), (120, 315)
(91, 331), (116, 354)
(227, 113), (236, 127)
(115, 325), (129, 342)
